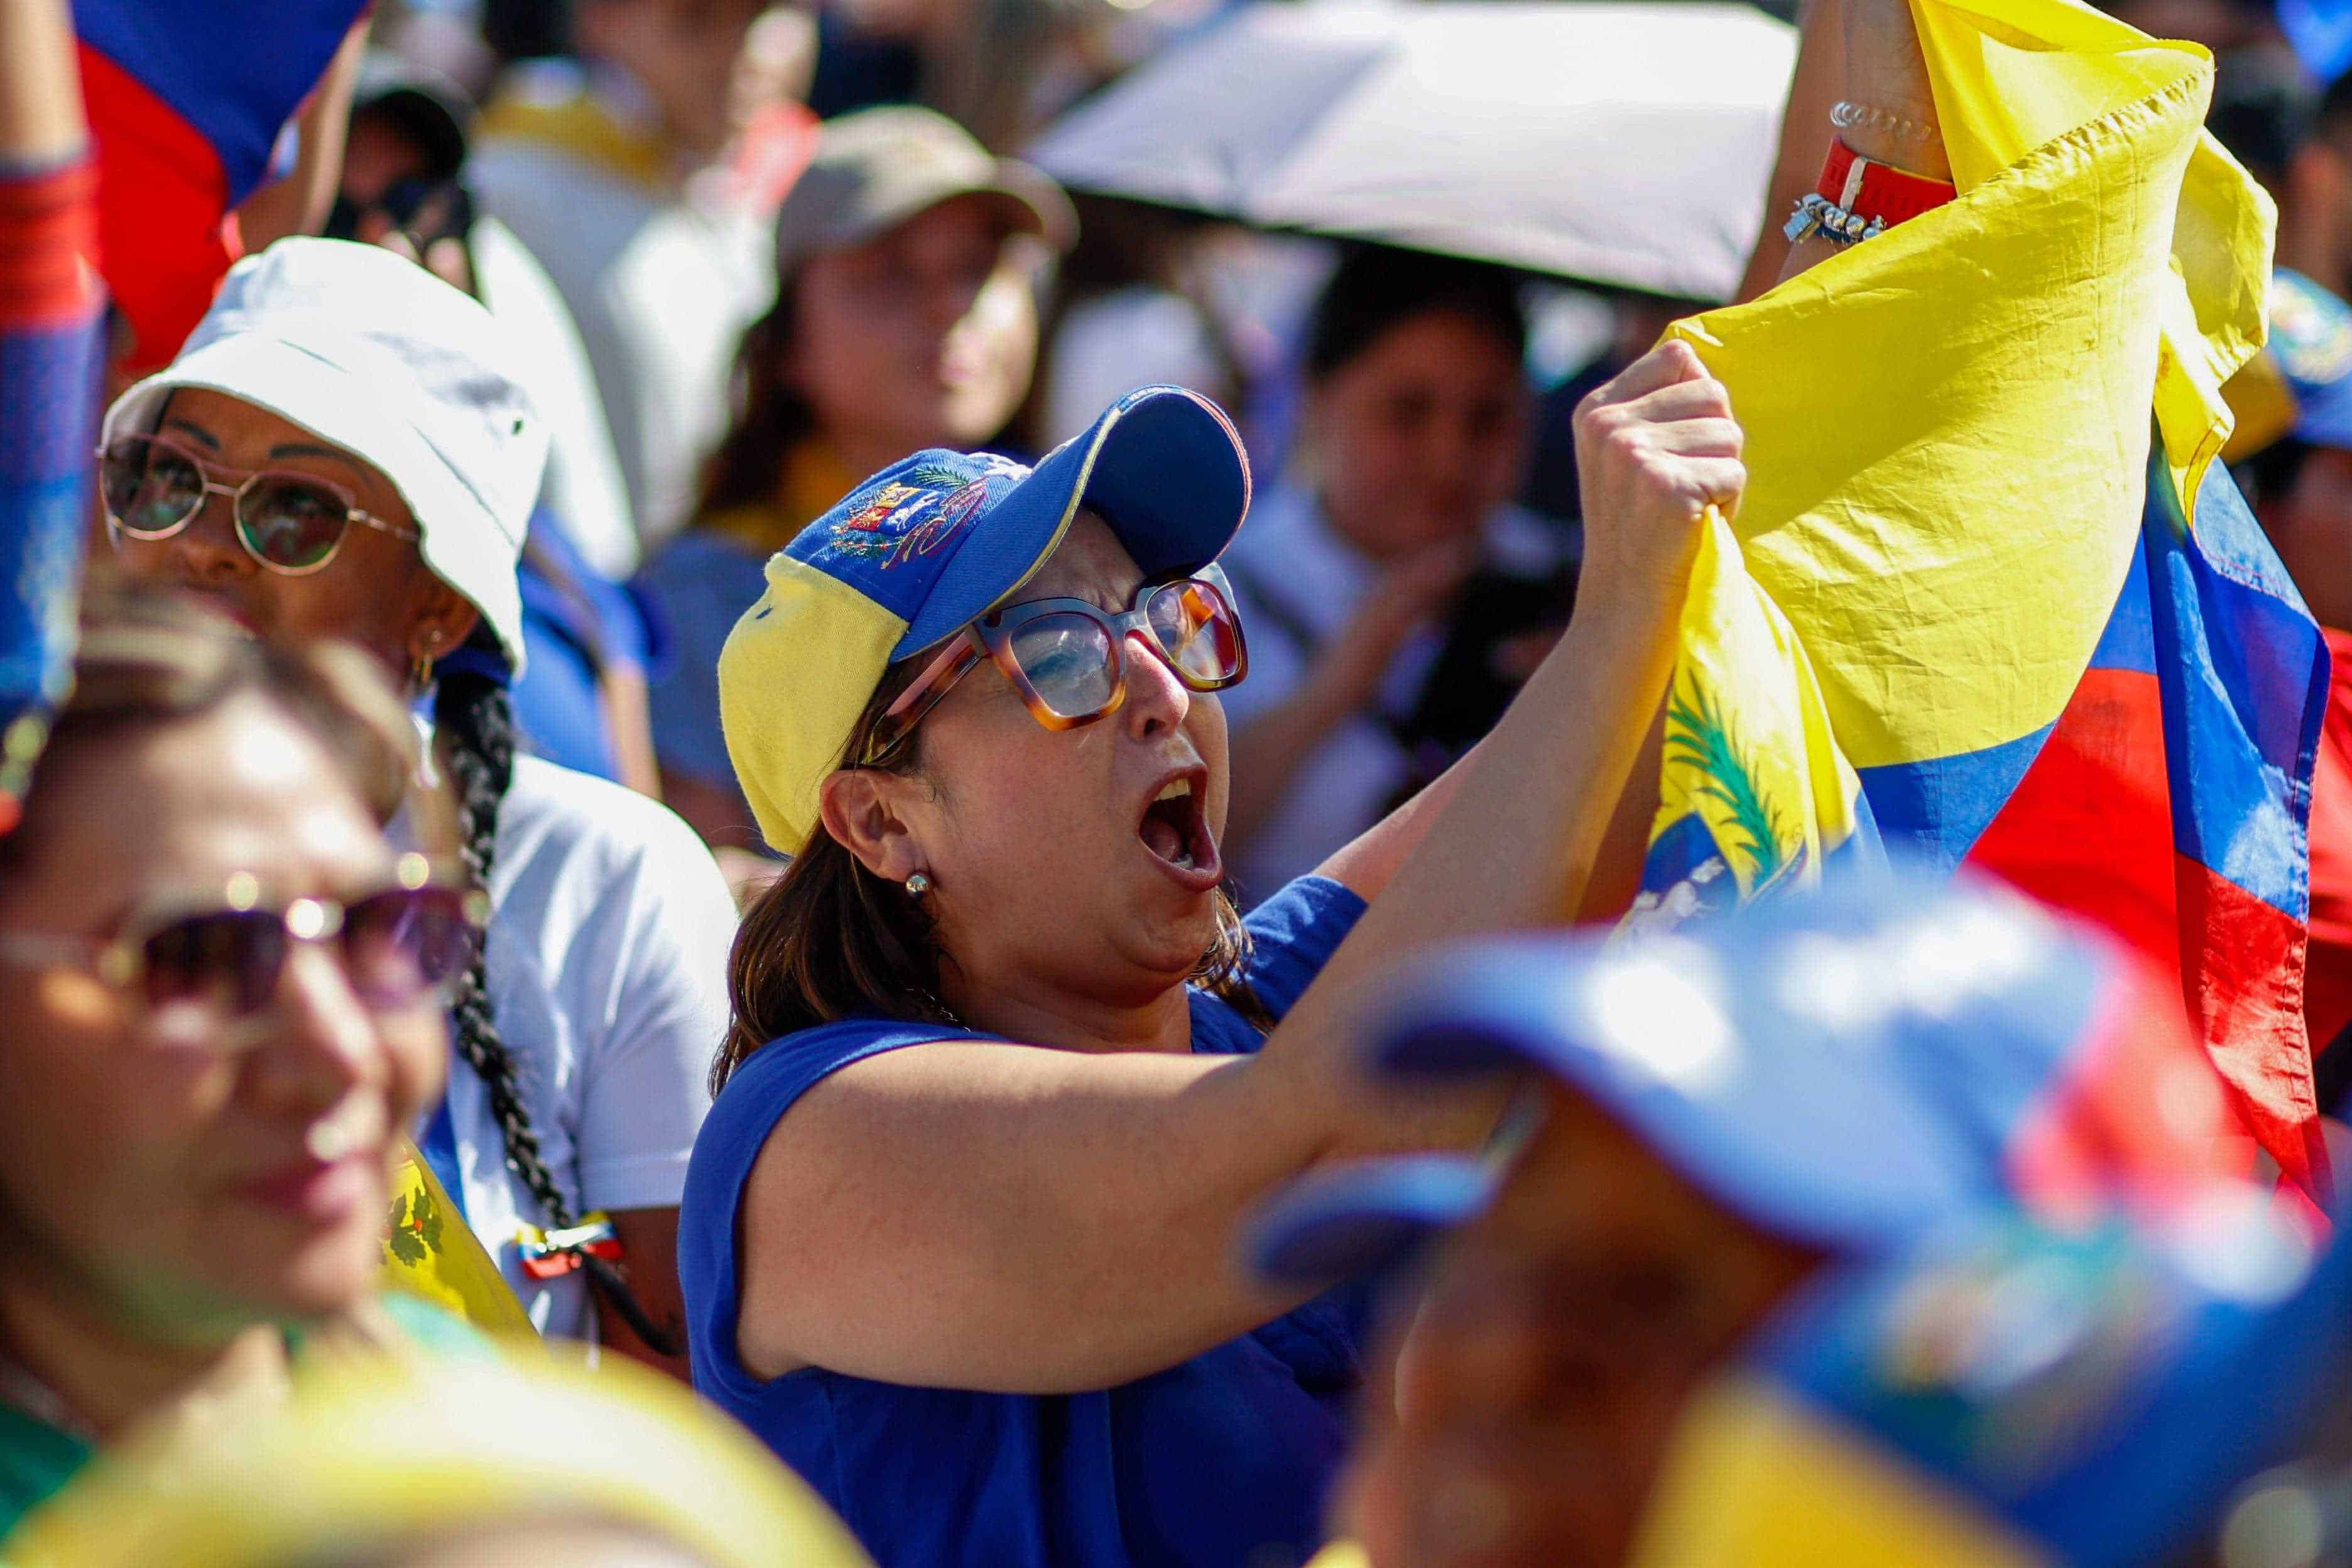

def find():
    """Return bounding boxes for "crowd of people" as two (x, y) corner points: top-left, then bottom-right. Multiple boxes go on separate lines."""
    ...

(8, 0), (2352, 1563)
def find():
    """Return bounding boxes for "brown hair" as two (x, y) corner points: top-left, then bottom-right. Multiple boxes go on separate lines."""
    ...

(714, 660), (1270, 1094)
(0, 583), (415, 883)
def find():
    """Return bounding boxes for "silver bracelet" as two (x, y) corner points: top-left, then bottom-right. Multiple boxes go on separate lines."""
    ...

(1832, 100), (1937, 141)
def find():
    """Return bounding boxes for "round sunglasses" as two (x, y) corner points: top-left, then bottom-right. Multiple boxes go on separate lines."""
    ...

(862, 564), (1248, 766)
(98, 433), (418, 575)
(0, 854), (482, 1051)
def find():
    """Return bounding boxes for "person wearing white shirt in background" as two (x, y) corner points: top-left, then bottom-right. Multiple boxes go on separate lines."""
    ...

(1217, 247), (1575, 903)
(102, 238), (737, 1376)
(467, 0), (808, 548)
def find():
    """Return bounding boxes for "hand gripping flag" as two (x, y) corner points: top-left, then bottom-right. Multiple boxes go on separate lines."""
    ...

(1633, 0), (2329, 1194)
(72, 0), (368, 369)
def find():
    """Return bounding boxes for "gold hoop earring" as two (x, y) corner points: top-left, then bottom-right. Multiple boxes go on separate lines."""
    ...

(411, 653), (436, 691)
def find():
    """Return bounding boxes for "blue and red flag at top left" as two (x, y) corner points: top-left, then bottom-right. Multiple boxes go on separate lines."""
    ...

(0, 151), (104, 836)
(73, 0), (366, 369)
(1, 1), (359, 830)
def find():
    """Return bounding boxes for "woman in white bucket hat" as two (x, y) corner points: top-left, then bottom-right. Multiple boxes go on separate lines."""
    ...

(104, 237), (736, 1372)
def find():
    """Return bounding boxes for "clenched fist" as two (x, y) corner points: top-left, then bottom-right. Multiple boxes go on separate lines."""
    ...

(1571, 338), (1746, 614)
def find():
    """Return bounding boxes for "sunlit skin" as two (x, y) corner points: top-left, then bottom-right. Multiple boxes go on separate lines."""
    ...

(787, 195), (1043, 481)
(106, 387), (479, 681)
(1340, 1087), (1822, 1568)
(2259, 445), (2352, 633)
(1307, 310), (1534, 563)
(820, 513), (1228, 1052)
(0, 697), (445, 1432)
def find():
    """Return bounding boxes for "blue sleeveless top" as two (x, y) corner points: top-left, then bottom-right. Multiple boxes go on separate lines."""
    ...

(680, 876), (1371, 1568)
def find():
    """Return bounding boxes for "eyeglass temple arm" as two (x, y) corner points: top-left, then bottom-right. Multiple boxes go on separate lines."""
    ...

(864, 634), (980, 763)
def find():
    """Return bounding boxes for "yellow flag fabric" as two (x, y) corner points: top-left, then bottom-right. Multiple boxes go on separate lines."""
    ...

(1643, 512), (1865, 904)
(379, 1138), (535, 1339)
(1636, 0), (2269, 909)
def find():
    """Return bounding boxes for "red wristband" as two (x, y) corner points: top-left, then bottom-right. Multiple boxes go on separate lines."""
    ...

(1817, 141), (1955, 230)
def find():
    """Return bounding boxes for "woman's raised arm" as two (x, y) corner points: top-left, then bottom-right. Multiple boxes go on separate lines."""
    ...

(1, 0), (84, 161)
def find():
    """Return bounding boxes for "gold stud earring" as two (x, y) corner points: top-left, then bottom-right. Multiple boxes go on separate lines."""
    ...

(906, 872), (932, 897)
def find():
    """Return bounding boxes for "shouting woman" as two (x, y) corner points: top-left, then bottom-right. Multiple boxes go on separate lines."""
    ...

(681, 348), (1743, 1565)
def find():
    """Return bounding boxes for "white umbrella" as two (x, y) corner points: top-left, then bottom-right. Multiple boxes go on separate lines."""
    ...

(1028, 1), (1797, 303)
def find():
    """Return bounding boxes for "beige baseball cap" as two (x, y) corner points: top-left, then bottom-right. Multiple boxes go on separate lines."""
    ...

(776, 104), (1077, 266)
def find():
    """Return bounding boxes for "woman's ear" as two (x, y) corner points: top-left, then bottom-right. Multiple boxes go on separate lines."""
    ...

(408, 576), (482, 677)
(817, 768), (926, 885)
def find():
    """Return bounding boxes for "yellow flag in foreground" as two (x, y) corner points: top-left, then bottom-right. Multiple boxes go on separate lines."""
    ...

(380, 1138), (534, 1338)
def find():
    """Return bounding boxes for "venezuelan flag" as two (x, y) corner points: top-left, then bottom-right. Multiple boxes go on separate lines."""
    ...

(1635, 0), (2328, 1191)
(72, 0), (367, 368)
(1971, 454), (2328, 1190)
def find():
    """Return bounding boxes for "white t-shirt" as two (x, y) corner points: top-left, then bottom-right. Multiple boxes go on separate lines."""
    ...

(401, 744), (738, 1341)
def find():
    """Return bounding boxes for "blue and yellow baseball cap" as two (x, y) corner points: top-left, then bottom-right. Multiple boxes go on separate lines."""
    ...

(1250, 867), (2247, 1285)
(2223, 268), (2352, 460)
(718, 385), (1251, 852)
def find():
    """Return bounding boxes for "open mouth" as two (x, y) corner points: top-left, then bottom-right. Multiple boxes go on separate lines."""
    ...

(1138, 769), (1221, 885)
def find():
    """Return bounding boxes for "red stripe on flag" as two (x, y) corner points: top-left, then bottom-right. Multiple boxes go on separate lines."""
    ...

(1969, 668), (2177, 967)
(0, 159), (99, 331)
(2181, 861), (2326, 1194)
(1967, 666), (2328, 1199)
(77, 40), (238, 370)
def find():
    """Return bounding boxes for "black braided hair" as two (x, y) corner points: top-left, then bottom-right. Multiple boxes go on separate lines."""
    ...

(432, 631), (679, 1354)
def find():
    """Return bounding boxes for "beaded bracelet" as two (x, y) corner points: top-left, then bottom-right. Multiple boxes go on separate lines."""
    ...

(1831, 100), (1938, 142)
(1785, 191), (1884, 247)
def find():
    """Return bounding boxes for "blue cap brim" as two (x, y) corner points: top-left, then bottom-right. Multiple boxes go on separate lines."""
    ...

(1247, 1153), (1494, 1285)
(894, 386), (1251, 658)
(1366, 938), (2000, 1258)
